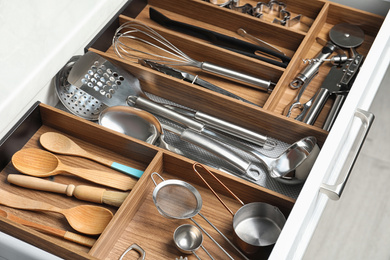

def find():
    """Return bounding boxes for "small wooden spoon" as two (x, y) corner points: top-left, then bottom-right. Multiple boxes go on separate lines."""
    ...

(0, 209), (96, 247)
(12, 148), (136, 191)
(40, 132), (144, 178)
(0, 189), (113, 235)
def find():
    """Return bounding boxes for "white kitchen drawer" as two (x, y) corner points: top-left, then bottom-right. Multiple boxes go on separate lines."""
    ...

(0, 0), (389, 259)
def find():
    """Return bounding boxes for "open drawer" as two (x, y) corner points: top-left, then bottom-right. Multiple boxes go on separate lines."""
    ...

(0, 0), (389, 259)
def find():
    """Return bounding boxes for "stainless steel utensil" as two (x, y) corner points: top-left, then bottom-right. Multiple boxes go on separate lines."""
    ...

(151, 172), (245, 260)
(99, 106), (182, 155)
(173, 224), (214, 260)
(112, 20), (275, 91)
(202, 129), (319, 181)
(67, 52), (264, 180)
(300, 23), (365, 127)
(193, 163), (286, 258)
(54, 55), (107, 120)
(99, 105), (262, 180)
(119, 243), (146, 260)
(139, 59), (258, 106)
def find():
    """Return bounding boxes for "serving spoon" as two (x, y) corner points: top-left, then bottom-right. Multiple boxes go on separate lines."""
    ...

(0, 189), (113, 235)
(40, 132), (144, 179)
(12, 148), (136, 191)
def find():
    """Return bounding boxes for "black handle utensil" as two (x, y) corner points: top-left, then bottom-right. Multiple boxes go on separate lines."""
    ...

(149, 7), (290, 68)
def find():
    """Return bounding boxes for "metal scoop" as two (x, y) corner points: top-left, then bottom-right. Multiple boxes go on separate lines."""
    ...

(173, 224), (214, 260)
(99, 106), (182, 155)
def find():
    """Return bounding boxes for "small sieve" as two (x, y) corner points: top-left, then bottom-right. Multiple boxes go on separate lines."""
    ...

(151, 173), (248, 260)
(54, 56), (107, 120)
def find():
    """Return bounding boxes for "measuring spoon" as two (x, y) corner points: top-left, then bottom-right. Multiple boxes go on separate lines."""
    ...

(40, 132), (144, 179)
(0, 189), (113, 235)
(12, 148), (136, 191)
(173, 224), (214, 260)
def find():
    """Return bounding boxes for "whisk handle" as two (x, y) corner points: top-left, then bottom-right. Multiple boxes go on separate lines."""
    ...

(201, 62), (274, 92)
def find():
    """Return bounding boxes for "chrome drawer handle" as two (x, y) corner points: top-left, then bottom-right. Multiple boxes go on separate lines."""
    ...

(320, 108), (374, 200)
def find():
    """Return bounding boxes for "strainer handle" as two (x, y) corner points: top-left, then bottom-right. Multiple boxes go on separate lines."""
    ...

(151, 172), (165, 186)
(193, 163), (244, 216)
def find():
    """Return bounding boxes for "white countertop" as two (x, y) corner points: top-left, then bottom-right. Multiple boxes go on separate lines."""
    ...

(0, 0), (127, 140)
(0, 0), (126, 259)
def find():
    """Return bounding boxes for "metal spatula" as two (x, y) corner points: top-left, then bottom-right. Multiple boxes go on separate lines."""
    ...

(67, 51), (143, 107)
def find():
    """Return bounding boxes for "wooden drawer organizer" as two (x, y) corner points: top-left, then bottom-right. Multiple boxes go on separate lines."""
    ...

(0, 0), (385, 259)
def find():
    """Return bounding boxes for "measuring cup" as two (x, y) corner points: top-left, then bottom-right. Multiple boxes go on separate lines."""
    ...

(193, 163), (286, 258)
(173, 224), (214, 260)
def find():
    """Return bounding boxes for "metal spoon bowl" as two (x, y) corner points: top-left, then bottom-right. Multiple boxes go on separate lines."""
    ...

(174, 224), (214, 260)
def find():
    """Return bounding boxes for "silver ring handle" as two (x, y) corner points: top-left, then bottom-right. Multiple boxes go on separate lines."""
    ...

(320, 108), (374, 200)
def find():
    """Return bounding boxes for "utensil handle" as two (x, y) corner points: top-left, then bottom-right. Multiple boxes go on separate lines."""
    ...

(63, 231), (96, 247)
(110, 162), (144, 178)
(4, 210), (96, 247)
(61, 164), (136, 191)
(0, 189), (61, 213)
(191, 218), (234, 260)
(132, 96), (204, 131)
(320, 109), (374, 200)
(301, 88), (330, 124)
(82, 152), (144, 178)
(201, 62), (272, 92)
(181, 129), (261, 180)
(193, 163), (244, 212)
(194, 111), (269, 146)
(322, 94), (346, 131)
(7, 174), (70, 194)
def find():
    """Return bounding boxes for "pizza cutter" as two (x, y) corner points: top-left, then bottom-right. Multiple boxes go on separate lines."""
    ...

(300, 23), (365, 126)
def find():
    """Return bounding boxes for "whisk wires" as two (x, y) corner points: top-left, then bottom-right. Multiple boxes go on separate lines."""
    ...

(113, 21), (199, 67)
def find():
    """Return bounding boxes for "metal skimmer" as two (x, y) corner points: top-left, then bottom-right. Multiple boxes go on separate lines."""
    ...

(54, 56), (107, 120)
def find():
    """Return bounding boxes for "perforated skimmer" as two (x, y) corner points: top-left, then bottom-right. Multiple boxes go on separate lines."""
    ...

(54, 56), (107, 120)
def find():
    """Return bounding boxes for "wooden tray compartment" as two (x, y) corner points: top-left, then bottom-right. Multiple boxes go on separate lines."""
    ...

(87, 0), (384, 147)
(0, 102), (295, 259)
(0, 103), (159, 258)
(90, 151), (295, 259)
(270, 2), (385, 127)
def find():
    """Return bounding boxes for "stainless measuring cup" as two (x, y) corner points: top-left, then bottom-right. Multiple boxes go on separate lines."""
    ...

(193, 163), (286, 258)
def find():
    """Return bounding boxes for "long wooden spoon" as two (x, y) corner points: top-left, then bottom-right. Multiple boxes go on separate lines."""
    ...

(12, 148), (136, 191)
(0, 209), (96, 247)
(40, 132), (144, 178)
(0, 189), (113, 235)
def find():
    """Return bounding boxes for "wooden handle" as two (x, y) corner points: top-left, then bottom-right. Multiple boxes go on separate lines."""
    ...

(3, 209), (96, 247)
(0, 189), (61, 213)
(63, 231), (96, 247)
(60, 163), (136, 191)
(7, 174), (71, 194)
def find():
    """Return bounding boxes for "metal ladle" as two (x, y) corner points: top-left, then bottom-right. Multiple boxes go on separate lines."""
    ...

(204, 130), (320, 183)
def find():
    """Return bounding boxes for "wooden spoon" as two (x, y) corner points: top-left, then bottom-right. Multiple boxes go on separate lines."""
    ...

(0, 189), (113, 235)
(40, 132), (144, 178)
(12, 148), (136, 191)
(0, 209), (96, 247)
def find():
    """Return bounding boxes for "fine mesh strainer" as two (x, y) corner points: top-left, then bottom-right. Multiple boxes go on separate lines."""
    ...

(151, 173), (249, 260)
(54, 56), (107, 120)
